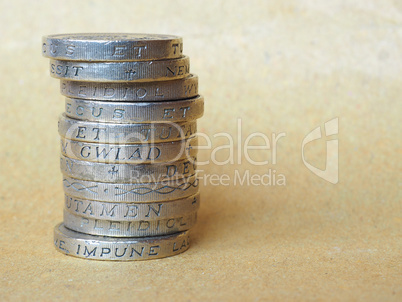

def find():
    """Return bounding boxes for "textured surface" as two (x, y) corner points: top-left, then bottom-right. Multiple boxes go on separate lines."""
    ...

(0, 0), (401, 301)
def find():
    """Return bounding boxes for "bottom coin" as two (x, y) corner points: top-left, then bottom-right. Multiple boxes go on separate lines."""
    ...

(54, 223), (190, 261)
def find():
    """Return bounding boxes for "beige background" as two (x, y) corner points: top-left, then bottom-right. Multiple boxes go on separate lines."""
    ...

(0, 0), (401, 301)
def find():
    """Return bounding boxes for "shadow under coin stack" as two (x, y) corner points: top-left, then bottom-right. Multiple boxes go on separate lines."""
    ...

(42, 34), (203, 261)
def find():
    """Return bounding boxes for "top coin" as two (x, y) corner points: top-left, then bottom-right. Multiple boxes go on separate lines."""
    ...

(42, 33), (183, 61)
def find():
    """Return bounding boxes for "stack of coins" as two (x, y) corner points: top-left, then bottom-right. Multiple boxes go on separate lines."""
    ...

(42, 34), (203, 261)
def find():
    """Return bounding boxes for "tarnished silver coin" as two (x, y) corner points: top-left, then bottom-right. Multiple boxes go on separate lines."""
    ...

(60, 136), (197, 164)
(60, 74), (198, 101)
(49, 56), (190, 82)
(54, 223), (190, 261)
(60, 155), (197, 183)
(43, 33), (183, 61)
(64, 193), (200, 221)
(64, 96), (204, 123)
(63, 209), (197, 237)
(62, 175), (199, 202)
(58, 114), (196, 144)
